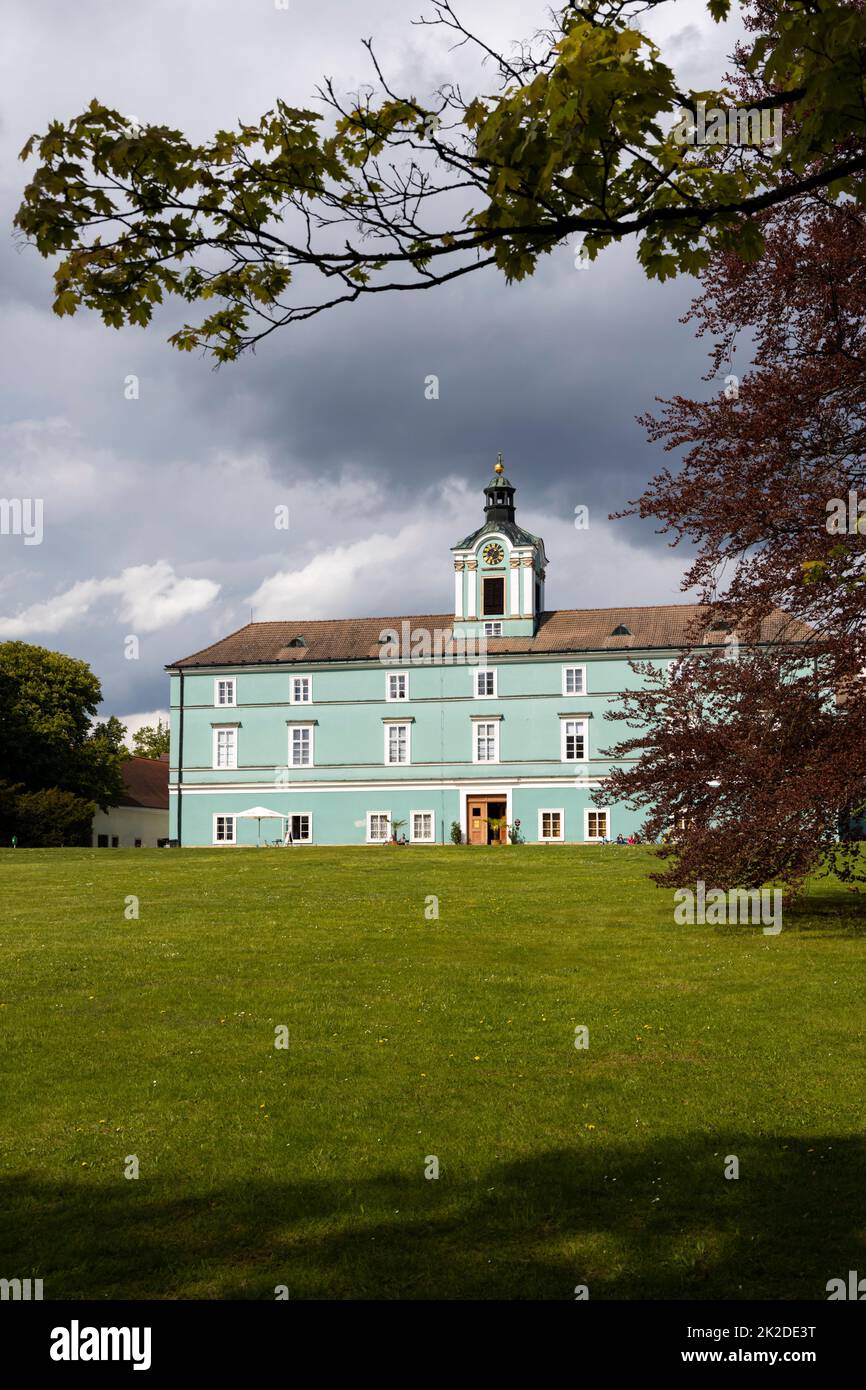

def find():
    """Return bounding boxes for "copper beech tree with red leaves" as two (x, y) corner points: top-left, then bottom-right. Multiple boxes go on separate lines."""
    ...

(599, 188), (866, 893)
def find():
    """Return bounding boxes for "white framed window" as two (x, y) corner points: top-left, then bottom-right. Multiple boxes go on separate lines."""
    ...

(484, 621), (503, 637)
(367, 811), (391, 843)
(585, 809), (609, 842)
(411, 810), (435, 843)
(560, 717), (588, 762)
(384, 721), (410, 765)
(539, 809), (564, 842)
(290, 675), (312, 704)
(287, 813), (312, 843)
(213, 814), (236, 845)
(474, 668), (497, 698)
(562, 665), (586, 696)
(212, 726), (237, 770)
(473, 719), (500, 764)
(482, 575), (506, 616)
(386, 671), (409, 702)
(214, 678), (236, 707)
(289, 724), (314, 767)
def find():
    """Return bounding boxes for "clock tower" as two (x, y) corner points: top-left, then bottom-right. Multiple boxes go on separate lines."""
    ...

(451, 457), (547, 640)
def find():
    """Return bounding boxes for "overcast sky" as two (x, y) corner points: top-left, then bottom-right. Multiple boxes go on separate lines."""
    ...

(0, 0), (746, 736)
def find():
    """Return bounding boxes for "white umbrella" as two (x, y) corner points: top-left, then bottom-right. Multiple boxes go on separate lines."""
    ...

(235, 806), (285, 846)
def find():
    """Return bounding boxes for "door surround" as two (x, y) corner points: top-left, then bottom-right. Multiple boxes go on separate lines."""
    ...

(465, 793), (509, 844)
(458, 786), (513, 843)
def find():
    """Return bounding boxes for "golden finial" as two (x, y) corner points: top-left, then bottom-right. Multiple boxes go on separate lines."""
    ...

(494, 452), (504, 475)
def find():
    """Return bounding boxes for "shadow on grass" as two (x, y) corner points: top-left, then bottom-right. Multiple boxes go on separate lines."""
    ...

(785, 888), (866, 937)
(2, 1134), (864, 1300)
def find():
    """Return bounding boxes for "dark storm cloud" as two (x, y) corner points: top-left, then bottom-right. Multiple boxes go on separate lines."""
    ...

(0, 0), (744, 722)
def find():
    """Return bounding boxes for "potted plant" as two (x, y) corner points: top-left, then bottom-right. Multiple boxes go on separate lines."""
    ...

(390, 817), (407, 844)
(487, 814), (505, 844)
(450, 821), (463, 845)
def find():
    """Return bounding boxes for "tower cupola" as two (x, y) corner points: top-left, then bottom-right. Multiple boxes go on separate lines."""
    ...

(483, 453), (516, 524)
(450, 457), (549, 640)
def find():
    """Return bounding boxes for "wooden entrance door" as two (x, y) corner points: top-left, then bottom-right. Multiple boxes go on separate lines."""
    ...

(467, 798), (487, 845)
(467, 797), (508, 844)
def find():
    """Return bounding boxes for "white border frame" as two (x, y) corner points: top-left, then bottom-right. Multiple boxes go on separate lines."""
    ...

(289, 675), (313, 705)
(584, 807), (609, 842)
(480, 572), (507, 618)
(459, 786), (513, 844)
(472, 718), (500, 765)
(383, 719), (411, 766)
(538, 808), (565, 842)
(287, 810), (313, 843)
(385, 670), (410, 702)
(474, 667), (497, 699)
(366, 810), (391, 843)
(213, 677), (236, 708)
(410, 809), (436, 843)
(288, 723), (315, 768)
(212, 812), (236, 845)
(560, 716), (588, 764)
(561, 664), (587, 697)
(212, 726), (238, 770)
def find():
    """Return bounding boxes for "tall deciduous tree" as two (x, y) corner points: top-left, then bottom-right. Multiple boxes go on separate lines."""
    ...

(0, 642), (126, 811)
(132, 720), (170, 760)
(13, 1), (866, 360)
(90, 714), (129, 755)
(600, 184), (866, 891)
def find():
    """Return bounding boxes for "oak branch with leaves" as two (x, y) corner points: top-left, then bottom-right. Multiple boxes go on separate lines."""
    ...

(14, 0), (866, 361)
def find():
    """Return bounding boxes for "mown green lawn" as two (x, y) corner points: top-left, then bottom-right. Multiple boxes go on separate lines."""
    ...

(0, 845), (864, 1300)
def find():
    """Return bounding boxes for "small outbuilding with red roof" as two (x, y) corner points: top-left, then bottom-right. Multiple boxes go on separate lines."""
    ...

(91, 754), (170, 848)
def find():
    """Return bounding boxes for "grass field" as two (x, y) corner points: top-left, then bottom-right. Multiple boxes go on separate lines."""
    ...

(1, 844), (864, 1301)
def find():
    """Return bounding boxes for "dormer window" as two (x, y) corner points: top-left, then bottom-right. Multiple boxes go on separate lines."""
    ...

(288, 636), (306, 648)
(611, 624), (632, 636)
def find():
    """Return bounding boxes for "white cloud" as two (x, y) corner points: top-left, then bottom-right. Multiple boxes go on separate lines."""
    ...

(252, 528), (437, 619)
(248, 476), (691, 620)
(248, 477), (475, 618)
(0, 560), (220, 638)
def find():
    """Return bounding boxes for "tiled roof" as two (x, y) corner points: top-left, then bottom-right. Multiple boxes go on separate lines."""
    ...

(119, 756), (169, 810)
(169, 605), (814, 669)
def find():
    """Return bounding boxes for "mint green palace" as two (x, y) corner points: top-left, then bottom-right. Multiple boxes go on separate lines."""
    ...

(167, 464), (793, 848)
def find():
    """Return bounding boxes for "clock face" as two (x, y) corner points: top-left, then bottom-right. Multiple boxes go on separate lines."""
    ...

(482, 542), (504, 565)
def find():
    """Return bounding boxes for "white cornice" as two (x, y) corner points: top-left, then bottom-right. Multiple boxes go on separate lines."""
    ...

(169, 775), (606, 793)
(168, 647), (701, 678)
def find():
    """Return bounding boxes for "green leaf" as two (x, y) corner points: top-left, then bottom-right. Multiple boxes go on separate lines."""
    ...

(53, 288), (79, 317)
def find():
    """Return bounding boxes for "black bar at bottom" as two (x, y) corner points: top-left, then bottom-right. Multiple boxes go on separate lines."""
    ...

(2, 1299), (861, 1376)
